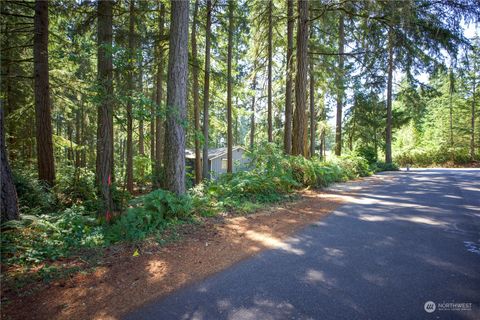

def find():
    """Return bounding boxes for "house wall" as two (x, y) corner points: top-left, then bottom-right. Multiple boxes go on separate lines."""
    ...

(210, 149), (250, 178)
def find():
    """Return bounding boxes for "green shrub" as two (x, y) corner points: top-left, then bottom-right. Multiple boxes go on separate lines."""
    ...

(189, 184), (218, 216)
(55, 166), (97, 210)
(13, 169), (57, 215)
(4, 144), (376, 269)
(373, 161), (399, 172)
(394, 147), (473, 167)
(111, 182), (132, 212)
(133, 155), (152, 185)
(355, 145), (378, 164)
(1, 206), (102, 266)
(329, 155), (372, 179)
(105, 189), (193, 242)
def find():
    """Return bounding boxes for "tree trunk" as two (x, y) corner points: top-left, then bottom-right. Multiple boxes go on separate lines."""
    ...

(292, 0), (308, 156)
(449, 68), (455, 150)
(138, 55), (144, 192)
(471, 72), (477, 159)
(191, 0), (202, 183)
(120, 138), (126, 190)
(126, 0), (135, 193)
(4, 25), (15, 160)
(0, 107), (19, 223)
(75, 98), (82, 168)
(226, 0), (234, 173)
(96, 0), (114, 218)
(67, 122), (74, 162)
(80, 99), (86, 167)
(164, 0), (189, 195)
(155, 3), (165, 188)
(385, 26), (394, 164)
(34, 0), (55, 186)
(284, 0), (294, 154)
(309, 56), (315, 158)
(138, 65), (145, 157)
(267, 0), (273, 143)
(250, 67), (257, 150)
(150, 93), (155, 177)
(334, 13), (344, 156)
(202, 0), (212, 180)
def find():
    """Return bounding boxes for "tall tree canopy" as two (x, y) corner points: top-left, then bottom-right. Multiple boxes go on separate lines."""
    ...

(0, 0), (478, 219)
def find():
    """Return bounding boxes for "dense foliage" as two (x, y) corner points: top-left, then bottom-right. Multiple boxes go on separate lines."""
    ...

(1, 145), (378, 270)
(1, 0), (477, 287)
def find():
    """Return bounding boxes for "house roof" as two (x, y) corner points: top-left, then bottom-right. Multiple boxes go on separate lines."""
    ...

(185, 146), (246, 160)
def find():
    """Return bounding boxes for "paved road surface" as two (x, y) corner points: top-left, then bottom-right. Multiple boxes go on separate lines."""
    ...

(125, 169), (480, 320)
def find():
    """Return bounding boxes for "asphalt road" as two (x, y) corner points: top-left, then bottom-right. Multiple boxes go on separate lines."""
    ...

(125, 169), (480, 320)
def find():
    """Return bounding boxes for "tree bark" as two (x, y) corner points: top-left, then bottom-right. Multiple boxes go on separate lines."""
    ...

(309, 55), (315, 158)
(150, 93), (155, 176)
(0, 107), (19, 223)
(80, 99), (86, 167)
(125, 0), (135, 193)
(226, 0), (234, 173)
(202, 0), (212, 180)
(96, 0), (114, 217)
(191, 0), (202, 183)
(267, 0), (273, 143)
(449, 68), (455, 153)
(319, 94), (326, 159)
(75, 98), (82, 168)
(385, 26), (394, 164)
(138, 65), (145, 157)
(292, 0), (308, 156)
(284, 0), (294, 154)
(164, 0), (189, 195)
(34, 0), (55, 186)
(471, 70), (476, 159)
(155, 3), (165, 188)
(67, 121), (74, 162)
(250, 66), (257, 150)
(334, 13), (344, 156)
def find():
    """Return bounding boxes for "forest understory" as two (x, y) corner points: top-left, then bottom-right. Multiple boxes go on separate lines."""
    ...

(1, 175), (386, 320)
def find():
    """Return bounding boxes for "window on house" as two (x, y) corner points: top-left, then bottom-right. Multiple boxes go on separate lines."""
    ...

(221, 158), (227, 170)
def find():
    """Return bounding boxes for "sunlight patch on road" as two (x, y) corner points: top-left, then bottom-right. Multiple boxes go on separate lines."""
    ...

(443, 194), (462, 199)
(358, 214), (446, 226)
(463, 205), (480, 211)
(462, 187), (480, 192)
(401, 216), (446, 226)
(324, 247), (344, 257)
(302, 269), (336, 287)
(244, 230), (305, 255)
(358, 214), (388, 222)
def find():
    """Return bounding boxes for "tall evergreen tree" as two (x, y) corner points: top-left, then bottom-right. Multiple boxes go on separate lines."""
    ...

(34, 0), (55, 186)
(202, 0), (212, 180)
(191, 0), (202, 183)
(125, 0), (135, 193)
(334, 12), (345, 156)
(284, 0), (294, 154)
(267, 0), (273, 143)
(96, 0), (114, 217)
(164, 0), (189, 195)
(226, 0), (234, 173)
(292, 0), (308, 156)
(155, 3), (166, 188)
(0, 107), (19, 223)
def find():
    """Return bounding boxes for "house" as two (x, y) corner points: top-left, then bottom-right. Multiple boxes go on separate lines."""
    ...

(185, 146), (250, 178)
